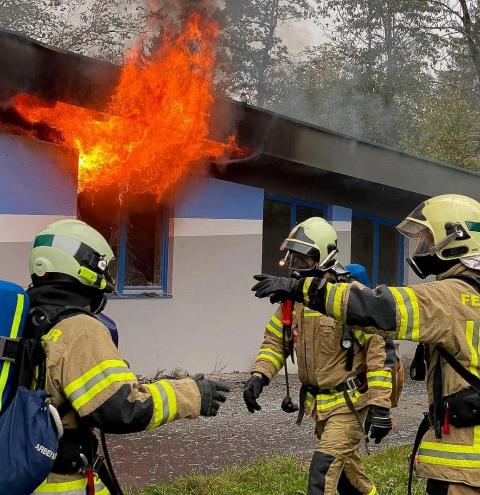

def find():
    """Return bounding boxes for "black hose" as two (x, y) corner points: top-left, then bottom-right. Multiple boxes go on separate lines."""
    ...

(100, 429), (124, 495)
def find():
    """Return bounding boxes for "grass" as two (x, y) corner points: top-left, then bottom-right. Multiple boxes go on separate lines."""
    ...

(129, 445), (426, 495)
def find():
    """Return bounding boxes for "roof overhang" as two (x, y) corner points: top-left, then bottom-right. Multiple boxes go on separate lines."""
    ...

(1, 28), (479, 211)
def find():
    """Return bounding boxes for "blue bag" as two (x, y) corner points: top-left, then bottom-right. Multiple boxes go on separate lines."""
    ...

(0, 387), (59, 495)
(0, 281), (29, 413)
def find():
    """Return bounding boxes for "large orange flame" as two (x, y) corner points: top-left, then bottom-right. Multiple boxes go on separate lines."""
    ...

(13, 13), (238, 199)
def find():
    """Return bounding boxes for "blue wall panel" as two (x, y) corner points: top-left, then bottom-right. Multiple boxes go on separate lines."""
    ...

(0, 134), (77, 215)
(175, 177), (264, 220)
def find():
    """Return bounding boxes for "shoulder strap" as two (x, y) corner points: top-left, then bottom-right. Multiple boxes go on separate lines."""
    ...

(438, 347), (480, 395)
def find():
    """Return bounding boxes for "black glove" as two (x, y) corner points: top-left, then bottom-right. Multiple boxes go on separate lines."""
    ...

(243, 373), (269, 413)
(252, 274), (301, 304)
(365, 406), (392, 444)
(194, 374), (230, 417)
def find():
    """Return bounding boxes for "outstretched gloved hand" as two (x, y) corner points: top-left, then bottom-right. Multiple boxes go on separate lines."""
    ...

(365, 406), (392, 444)
(194, 374), (230, 417)
(252, 274), (301, 303)
(243, 373), (269, 413)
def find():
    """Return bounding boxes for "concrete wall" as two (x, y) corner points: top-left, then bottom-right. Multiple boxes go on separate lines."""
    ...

(106, 178), (274, 376)
(0, 133), (77, 285)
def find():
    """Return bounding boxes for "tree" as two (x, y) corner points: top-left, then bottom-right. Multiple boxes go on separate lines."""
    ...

(313, 0), (440, 145)
(424, 1), (480, 92)
(0, 0), (152, 64)
(217, 0), (316, 107)
(401, 87), (480, 170)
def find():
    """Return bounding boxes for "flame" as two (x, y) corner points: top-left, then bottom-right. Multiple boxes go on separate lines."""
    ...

(12, 13), (239, 199)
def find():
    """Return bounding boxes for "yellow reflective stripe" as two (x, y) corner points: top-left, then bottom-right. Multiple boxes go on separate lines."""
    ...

(272, 315), (282, 327)
(257, 348), (284, 370)
(64, 360), (128, 396)
(303, 277), (314, 306)
(303, 310), (321, 317)
(266, 323), (282, 338)
(146, 380), (177, 428)
(325, 282), (334, 316)
(316, 390), (360, 411)
(0, 293), (25, 413)
(72, 371), (136, 410)
(390, 287), (420, 341)
(368, 381), (393, 389)
(420, 441), (480, 454)
(367, 486), (377, 495)
(367, 370), (392, 378)
(367, 370), (392, 388)
(466, 321), (480, 378)
(404, 287), (420, 341)
(146, 382), (163, 429)
(418, 454), (480, 468)
(64, 359), (135, 411)
(475, 425), (480, 448)
(35, 476), (108, 494)
(333, 284), (348, 322)
(390, 287), (409, 340)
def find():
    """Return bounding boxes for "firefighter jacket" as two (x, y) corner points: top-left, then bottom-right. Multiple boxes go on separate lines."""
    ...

(34, 314), (201, 494)
(252, 303), (394, 421)
(298, 264), (480, 487)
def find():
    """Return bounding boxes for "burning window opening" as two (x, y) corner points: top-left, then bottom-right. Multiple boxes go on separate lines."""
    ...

(0, 13), (243, 202)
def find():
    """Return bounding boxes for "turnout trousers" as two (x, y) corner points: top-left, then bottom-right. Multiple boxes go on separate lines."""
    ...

(427, 479), (480, 494)
(308, 410), (377, 495)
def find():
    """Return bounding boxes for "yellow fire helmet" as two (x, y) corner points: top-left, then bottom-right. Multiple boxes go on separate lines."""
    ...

(397, 194), (480, 277)
(280, 217), (338, 272)
(29, 219), (115, 291)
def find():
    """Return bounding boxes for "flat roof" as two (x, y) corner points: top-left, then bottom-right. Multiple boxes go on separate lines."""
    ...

(1, 28), (479, 202)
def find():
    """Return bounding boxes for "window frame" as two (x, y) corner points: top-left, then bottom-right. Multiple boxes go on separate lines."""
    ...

(264, 193), (327, 229)
(351, 211), (405, 287)
(109, 203), (172, 299)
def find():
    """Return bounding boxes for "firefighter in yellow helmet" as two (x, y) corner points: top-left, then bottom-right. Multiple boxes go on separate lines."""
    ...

(28, 219), (229, 495)
(245, 217), (394, 495)
(252, 194), (480, 495)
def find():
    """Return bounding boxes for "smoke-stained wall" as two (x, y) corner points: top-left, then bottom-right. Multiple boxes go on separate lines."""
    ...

(0, 133), (77, 285)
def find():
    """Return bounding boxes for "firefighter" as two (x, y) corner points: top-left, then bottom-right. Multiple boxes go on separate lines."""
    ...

(29, 219), (230, 495)
(244, 217), (393, 495)
(252, 194), (480, 494)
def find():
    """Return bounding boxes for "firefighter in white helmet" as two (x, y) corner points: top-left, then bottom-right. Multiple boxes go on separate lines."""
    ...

(29, 219), (229, 494)
(245, 217), (394, 495)
(252, 195), (480, 494)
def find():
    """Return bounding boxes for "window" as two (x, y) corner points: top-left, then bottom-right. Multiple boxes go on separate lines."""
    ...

(351, 212), (404, 287)
(262, 194), (325, 275)
(78, 189), (170, 297)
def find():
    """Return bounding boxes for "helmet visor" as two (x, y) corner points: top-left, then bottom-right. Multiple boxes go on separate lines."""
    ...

(397, 218), (426, 238)
(414, 229), (435, 255)
(287, 251), (317, 271)
(280, 238), (318, 256)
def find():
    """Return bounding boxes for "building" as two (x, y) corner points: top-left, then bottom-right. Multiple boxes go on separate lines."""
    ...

(1, 30), (480, 375)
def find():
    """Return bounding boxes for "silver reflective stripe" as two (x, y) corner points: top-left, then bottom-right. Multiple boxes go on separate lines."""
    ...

(67, 366), (129, 403)
(259, 350), (283, 363)
(326, 285), (336, 316)
(153, 381), (171, 425)
(368, 375), (392, 383)
(34, 480), (107, 494)
(51, 235), (82, 256)
(397, 288), (414, 340)
(418, 448), (480, 461)
(473, 321), (480, 363)
(269, 319), (282, 332)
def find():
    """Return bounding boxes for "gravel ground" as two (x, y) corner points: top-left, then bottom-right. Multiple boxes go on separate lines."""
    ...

(107, 371), (427, 490)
